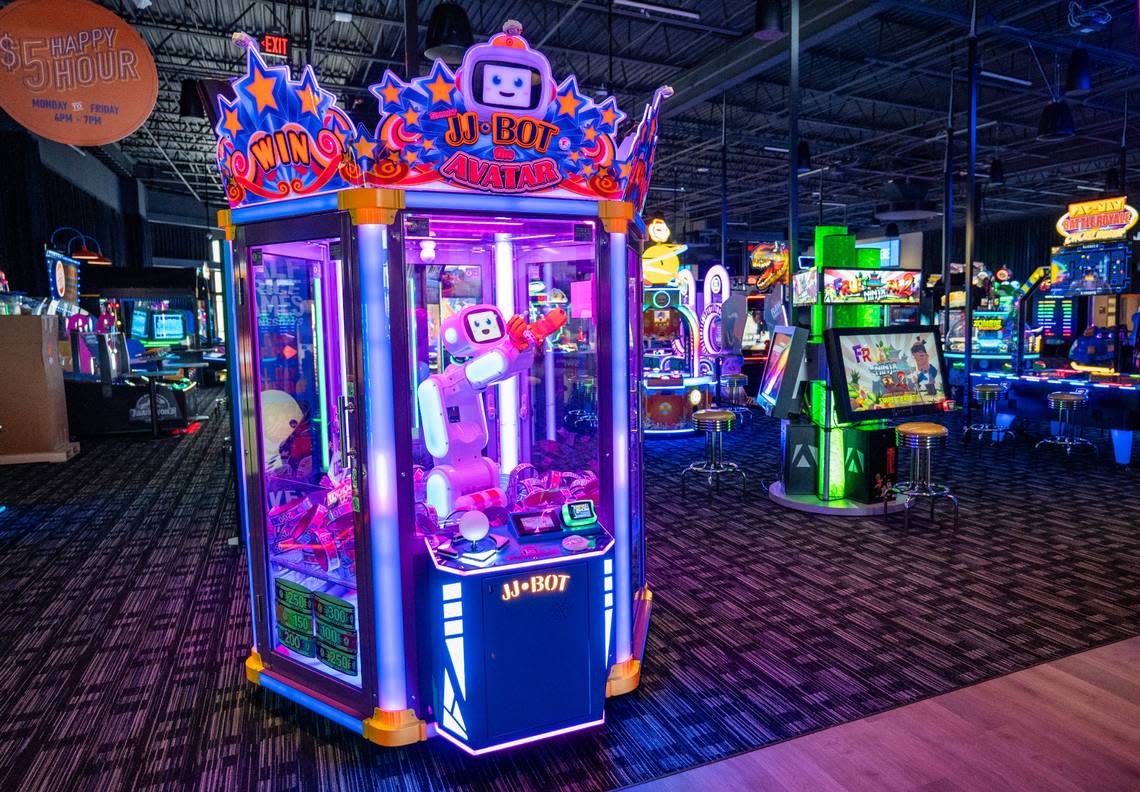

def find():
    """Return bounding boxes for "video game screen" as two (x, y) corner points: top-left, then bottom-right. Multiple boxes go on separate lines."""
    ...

(823, 269), (921, 304)
(1047, 243), (1131, 297)
(130, 309), (149, 338)
(152, 312), (186, 340)
(824, 325), (947, 423)
(644, 308), (681, 341)
(756, 325), (808, 418)
(792, 269), (818, 306)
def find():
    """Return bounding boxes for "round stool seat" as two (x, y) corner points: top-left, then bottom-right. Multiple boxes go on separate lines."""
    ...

(973, 383), (1003, 401)
(1047, 391), (1086, 409)
(693, 409), (736, 432)
(723, 374), (747, 386)
(896, 421), (948, 450)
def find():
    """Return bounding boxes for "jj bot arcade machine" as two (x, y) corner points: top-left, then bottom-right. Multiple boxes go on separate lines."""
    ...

(214, 24), (668, 754)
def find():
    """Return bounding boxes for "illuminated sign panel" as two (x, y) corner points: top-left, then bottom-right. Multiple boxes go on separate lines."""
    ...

(260, 35), (289, 58)
(1057, 195), (1138, 245)
(212, 25), (670, 209)
(501, 572), (571, 602)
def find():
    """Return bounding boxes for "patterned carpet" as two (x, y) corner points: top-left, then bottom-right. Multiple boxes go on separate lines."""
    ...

(1, 399), (1139, 792)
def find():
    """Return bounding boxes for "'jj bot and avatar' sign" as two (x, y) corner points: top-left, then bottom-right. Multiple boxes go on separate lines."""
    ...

(215, 21), (670, 209)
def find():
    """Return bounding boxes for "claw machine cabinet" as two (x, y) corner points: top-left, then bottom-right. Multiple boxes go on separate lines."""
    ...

(215, 21), (669, 753)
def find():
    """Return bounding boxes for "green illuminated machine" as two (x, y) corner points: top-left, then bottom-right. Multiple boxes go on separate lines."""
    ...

(769, 225), (911, 515)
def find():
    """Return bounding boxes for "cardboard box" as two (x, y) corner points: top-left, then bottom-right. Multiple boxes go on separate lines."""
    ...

(0, 315), (77, 462)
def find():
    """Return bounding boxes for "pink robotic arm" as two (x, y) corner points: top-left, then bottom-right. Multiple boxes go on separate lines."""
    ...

(417, 305), (567, 518)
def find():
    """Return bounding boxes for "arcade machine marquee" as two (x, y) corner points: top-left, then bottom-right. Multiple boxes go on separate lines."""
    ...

(213, 22), (669, 753)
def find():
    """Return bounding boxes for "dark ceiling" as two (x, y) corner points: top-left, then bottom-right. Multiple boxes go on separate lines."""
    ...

(95, 0), (1140, 237)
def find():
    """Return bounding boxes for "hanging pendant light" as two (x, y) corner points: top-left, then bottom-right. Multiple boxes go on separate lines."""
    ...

(1064, 47), (1091, 98)
(989, 157), (1005, 187)
(1105, 167), (1121, 193)
(754, 0), (785, 41)
(1037, 100), (1076, 141)
(70, 242), (100, 261)
(179, 79), (204, 119)
(796, 140), (811, 173)
(424, 2), (474, 65)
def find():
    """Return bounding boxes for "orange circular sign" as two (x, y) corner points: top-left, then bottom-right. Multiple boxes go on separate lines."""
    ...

(0, 0), (157, 146)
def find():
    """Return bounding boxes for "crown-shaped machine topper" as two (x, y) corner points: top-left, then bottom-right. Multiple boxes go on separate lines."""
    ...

(213, 22), (671, 210)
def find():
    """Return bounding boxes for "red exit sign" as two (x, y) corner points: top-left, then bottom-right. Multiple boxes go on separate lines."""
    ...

(261, 34), (290, 58)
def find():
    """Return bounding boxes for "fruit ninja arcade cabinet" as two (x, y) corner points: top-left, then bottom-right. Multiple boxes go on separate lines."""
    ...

(214, 23), (669, 754)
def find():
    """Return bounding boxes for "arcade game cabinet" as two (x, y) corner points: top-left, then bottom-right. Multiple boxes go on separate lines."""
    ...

(214, 23), (669, 752)
(769, 226), (945, 514)
(640, 218), (711, 434)
(975, 195), (1140, 465)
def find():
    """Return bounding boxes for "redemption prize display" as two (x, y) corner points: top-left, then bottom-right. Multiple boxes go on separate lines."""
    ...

(216, 23), (667, 754)
(770, 226), (946, 513)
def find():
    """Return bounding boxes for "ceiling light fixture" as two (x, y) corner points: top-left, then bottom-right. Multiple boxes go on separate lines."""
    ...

(1038, 99), (1076, 141)
(989, 158), (1005, 186)
(334, 11), (353, 23)
(980, 70), (1033, 87)
(424, 2), (474, 65)
(1064, 46), (1091, 97)
(796, 140), (811, 173)
(613, 0), (701, 21)
(753, 0), (785, 41)
(763, 145), (790, 154)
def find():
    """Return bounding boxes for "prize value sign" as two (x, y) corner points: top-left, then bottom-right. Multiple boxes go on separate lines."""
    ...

(0, 0), (158, 146)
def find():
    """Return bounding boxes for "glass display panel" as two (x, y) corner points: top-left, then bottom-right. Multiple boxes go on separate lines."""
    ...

(403, 214), (600, 540)
(249, 238), (360, 688)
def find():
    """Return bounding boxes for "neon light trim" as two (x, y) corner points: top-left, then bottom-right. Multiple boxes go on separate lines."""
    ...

(360, 223), (409, 712)
(424, 536), (614, 576)
(610, 231), (632, 663)
(435, 716), (605, 756)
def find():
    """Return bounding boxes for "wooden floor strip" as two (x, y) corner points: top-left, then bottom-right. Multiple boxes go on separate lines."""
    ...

(629, 636), (1140, 792)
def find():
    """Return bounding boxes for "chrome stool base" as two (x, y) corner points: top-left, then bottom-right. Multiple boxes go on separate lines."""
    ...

(1035, 435), (1098, 456)
(682, 410), (747, 497)
(885, 422), (958, 529)
(1037, 391), (1096, 458)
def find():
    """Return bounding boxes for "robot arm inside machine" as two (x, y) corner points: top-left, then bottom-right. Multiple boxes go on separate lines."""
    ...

(417, 304), (567, 519)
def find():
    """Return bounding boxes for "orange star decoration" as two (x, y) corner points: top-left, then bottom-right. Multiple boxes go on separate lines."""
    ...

(601, 106), (617, 126)
(422, 139), (435, 151)
(380, 82), (401, 105)
(247, 68), (278, 112)
(568, 151), (580, 162)
(298, 85), (321, 116)
(619, 163), (631, 179)
(222, 108), (242, 136)
(388, 151), (401, 162)
(401, 107), (421, 126)
(426, 73), (454, 104)
(583, 126), (597, 141)
(582, 163), (594, 175)
(354, 139), (377, 160)
(556, 90), (581, 117)
(403, 150), (419, 165)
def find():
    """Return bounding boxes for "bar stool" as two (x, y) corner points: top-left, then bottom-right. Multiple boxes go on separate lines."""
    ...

(886, 421), (958, 529)
(965, 383), (1014, 442)
(720, 373), (752, 424)
(681, 409), (747, 497)
(1035, 390), (1097, 457)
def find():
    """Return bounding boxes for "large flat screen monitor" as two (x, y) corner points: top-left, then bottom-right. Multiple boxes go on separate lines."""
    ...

(756, 325), (809, 418)
(824, 325), (947, 423)
(822, 269), (921, 304)
(152, 311), (186, 341)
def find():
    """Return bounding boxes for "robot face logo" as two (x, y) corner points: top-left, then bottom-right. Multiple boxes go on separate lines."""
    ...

(465, 309), (504, 343)
(481, 63), (533, 109)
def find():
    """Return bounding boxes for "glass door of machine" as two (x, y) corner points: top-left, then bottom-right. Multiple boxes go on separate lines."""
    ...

(245, 231), (369, 699)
